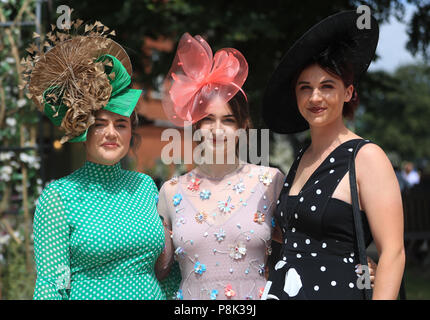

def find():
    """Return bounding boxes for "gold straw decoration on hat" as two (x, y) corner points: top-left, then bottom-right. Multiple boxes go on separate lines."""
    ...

(21, 19), (132, 143)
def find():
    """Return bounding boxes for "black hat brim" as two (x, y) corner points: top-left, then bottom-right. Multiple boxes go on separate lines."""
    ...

(262, 10), (379, 134)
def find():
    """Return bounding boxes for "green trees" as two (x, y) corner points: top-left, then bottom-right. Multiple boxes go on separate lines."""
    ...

(358, 64), (430, 163)
(55, 0), (428, 127)
(0, 0), (39, 299)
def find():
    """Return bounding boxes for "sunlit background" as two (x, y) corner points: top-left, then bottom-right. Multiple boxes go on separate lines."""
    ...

(0, 0), (429, 299)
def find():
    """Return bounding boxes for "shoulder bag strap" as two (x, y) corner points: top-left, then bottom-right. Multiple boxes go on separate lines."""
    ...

(348, 139), (373, 300)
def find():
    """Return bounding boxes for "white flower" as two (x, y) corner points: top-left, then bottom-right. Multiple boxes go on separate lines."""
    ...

(0, 165), (12, 176)
(19, 153), (35, 163)
(0, 152), (14, 161)
(0, 234), (11, 246)
(6, 117), (17, 127)
(31, 161), (40, 169)
(5, 57), (14, 64)
(229, 242), (247, 260)
(19, 153), (28, 162)
(259, 171), (273, 186)
(232, 182), (246, 194)
(17, 99), (26, 108)
(10, 161), (19, 168)
(13, 231), (23, 241)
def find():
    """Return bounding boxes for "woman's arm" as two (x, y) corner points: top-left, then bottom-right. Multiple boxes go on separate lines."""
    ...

(269, 168), (286, 244)
(154, 182), (175, 281)
(33, 182), (71, 300)
(356, 143), (405, 300)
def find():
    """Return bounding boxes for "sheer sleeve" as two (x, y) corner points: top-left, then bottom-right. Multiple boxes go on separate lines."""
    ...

(154, 181), (175, 279)
(155, 180), (182, 299)
(268, 168), (286, 243)
(33, 182), (71, 300)
(268, 168), (286, 216)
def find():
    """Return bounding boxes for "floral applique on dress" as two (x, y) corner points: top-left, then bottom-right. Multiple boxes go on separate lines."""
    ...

(232, 182), (246, 194)
(229, 242), (247, 260)
(187, 178), (201, 192)
(253, 211), (265, 224)
(195, 211), (208, 224)
(214, 228), (226, 242)
(210, 289), (218, 300)
(173, 193), (183, 206)
(200, 189), (211, 200)
(170, 164), (282, 300)
(218, 196), (235, 213)
(259, 171), (273, 186)
(194, 261), (206, 275)
(224, 285), (236, 298)
(170, 176), (179, 185)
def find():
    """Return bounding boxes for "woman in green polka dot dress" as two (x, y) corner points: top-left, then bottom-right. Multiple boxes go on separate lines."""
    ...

(27, 22), (180, 300)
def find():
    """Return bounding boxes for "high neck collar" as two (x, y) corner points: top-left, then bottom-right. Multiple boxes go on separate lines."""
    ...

(82, 161), (123, 183)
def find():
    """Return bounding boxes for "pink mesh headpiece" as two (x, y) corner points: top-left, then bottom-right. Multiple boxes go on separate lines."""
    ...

(162, 33), (248, 127)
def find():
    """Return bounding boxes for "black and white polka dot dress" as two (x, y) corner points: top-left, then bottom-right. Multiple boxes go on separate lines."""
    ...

(263, 139), (373, 300)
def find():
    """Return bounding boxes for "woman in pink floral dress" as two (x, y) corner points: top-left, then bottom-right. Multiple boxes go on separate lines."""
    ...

(154, 33), (285, 300)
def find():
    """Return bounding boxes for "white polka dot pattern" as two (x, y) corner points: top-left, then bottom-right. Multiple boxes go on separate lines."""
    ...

(33, 161), (177, 300)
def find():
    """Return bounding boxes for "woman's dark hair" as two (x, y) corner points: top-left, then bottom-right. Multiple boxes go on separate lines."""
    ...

(293, 41), (360, 120)
(193, 91), (253, 131)
(129, 110), (141, 154)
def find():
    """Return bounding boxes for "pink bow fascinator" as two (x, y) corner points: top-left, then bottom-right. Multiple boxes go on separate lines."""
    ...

(162, 33), (248, 126)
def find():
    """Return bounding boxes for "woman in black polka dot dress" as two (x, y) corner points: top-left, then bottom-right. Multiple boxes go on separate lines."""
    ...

(261, 11), (405, 300)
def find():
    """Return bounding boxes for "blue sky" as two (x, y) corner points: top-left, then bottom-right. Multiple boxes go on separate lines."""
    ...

(369, 3), (424, 73)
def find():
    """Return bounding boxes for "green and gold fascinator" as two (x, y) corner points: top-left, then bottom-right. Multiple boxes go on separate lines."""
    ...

(22, 20), (142, 143)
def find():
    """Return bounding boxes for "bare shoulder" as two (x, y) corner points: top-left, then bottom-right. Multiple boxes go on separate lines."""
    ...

(355, 142), (392, 170)
(355, 142), (396, 184)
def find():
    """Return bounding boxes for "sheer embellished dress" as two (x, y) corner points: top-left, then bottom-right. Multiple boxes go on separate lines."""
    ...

(159, 163), (284, 300)
(263, 139), (373, 300)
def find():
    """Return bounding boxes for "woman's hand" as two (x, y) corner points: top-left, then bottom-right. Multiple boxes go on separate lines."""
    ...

(367, 256), (377, 288)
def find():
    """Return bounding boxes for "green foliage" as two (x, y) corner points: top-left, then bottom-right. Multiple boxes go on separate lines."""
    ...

(54, 0), (420, 128)
(0, 0), (40, 300)
(357, 64), (430, 163)
(1, 233), (36, 300)
(144, 159), (188, 188)
(0, 0), (41, 203)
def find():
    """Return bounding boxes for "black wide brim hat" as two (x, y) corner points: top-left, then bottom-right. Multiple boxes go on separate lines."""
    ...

(262, 10), (379, 134)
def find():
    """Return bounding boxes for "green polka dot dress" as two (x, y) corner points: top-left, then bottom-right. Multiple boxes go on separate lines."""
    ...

(33, 161), (178, 300)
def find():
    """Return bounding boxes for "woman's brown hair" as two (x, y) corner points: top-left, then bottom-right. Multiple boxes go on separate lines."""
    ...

(129, 110), (141, 154)
(193, 91), (253, 131)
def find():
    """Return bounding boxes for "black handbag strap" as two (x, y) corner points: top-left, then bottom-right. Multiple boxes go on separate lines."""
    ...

(349, 139), (407, 300)
(348, 139), (373, 300)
